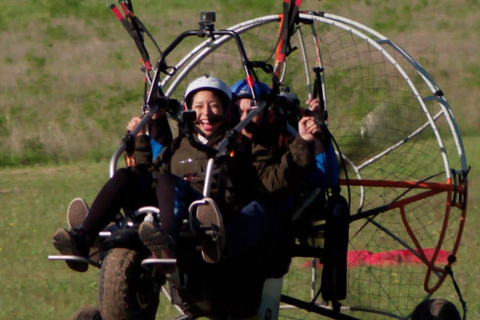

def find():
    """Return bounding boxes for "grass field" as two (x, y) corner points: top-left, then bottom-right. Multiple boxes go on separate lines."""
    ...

(1, 0), (478, 319)
(1, 0), (479, 165)
(0, 135), (478, 319)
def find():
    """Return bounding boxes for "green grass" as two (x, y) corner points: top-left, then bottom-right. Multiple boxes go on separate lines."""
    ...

(0, 161), (179, 319)
(0, 0), (478, 318)
(0, 162), (105, 319)
(1, 0), (479, 166)
(0, 135), (478, 319)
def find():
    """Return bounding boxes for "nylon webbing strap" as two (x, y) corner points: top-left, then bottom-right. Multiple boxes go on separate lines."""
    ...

(445, 258), (468, 320)
(109, 1), (152, 71)
(312, 67), (325, 110)
(274, 0), (302, 83)
(274, 0), (291, 73)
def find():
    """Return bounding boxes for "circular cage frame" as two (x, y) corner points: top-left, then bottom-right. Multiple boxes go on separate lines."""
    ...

(110, 11), (468, 320)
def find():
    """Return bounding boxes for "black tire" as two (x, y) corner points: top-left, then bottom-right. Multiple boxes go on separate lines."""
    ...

(411, 299), (461, 320)
(99, 248), (161, 320)
(71, 307), (102, 320)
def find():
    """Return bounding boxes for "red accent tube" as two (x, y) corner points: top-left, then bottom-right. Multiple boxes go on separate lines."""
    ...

(119, 1), (133, 17)
(144, 61), (152, 72)
(246, 75), (255, 88)
(109, 5), (124, 21)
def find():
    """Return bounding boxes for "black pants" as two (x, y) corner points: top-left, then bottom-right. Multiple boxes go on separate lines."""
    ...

(81, 168), (176, 245)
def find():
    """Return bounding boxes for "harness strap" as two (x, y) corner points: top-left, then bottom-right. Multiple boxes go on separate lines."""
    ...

(273, 0), (302, 87)
(109, 2), (152, 72)
(445, 255), (468, 320)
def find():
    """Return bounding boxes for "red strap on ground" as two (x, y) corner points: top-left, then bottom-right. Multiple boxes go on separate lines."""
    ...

(302, 248), (451, 268)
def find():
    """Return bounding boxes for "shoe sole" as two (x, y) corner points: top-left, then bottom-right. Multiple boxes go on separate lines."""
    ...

(67, 198), (89, 230)
(139, 221), (167, 257)
(52, 229), (88, 272)
(196, 197), (225, 264)
(139, 222), (176, 273)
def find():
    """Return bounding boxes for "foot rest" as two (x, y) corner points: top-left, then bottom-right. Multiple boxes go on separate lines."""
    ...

(141, 258), (177, 268)
(48, 255), (101, 268)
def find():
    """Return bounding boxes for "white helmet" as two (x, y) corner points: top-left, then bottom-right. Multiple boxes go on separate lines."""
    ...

(184, 75), (232, 109)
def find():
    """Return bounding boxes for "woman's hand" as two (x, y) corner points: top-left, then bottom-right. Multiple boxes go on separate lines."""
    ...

(127, 117), (145, 136)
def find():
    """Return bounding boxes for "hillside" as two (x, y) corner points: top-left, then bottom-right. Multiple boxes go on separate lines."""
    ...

(0, 0), (477, 166)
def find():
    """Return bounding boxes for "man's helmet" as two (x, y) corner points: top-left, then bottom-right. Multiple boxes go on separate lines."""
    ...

(184, 75), (232, 110)
(230, 79), (271, 101)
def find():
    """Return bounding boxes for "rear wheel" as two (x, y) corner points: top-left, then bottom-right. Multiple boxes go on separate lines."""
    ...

(99, 248), (162, 320)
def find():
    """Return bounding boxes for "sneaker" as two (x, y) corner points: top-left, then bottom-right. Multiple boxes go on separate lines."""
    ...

(52, 229), (89, 272)
(139, 221), (176, 273)
(196, 197), (225, 264)
(67, 198), (89, 230)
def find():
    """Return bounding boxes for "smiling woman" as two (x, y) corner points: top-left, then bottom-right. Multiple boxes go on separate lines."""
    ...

(51, 75), (235, 271)
(183, 75), (232, 137)
(191, 90), (225, 137)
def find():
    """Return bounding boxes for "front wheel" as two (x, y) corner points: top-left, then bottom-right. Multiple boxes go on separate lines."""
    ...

(99, 248), (162, 320)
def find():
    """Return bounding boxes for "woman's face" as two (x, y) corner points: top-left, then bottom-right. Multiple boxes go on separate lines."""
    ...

(191, 90), (224, 137)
